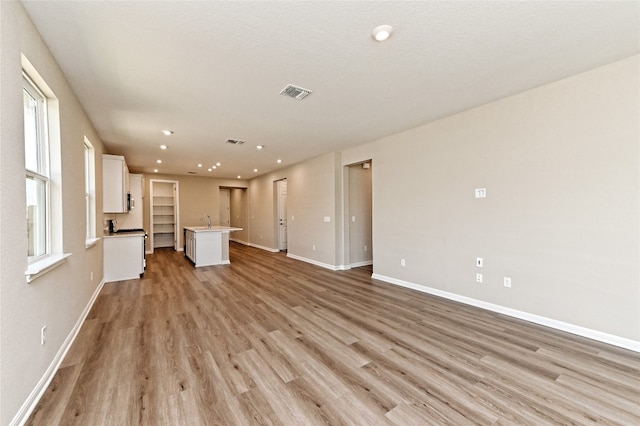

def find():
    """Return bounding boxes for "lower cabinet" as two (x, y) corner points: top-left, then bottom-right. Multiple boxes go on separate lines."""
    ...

(184, 229), (222, 267)
(104, 235), (144, 282)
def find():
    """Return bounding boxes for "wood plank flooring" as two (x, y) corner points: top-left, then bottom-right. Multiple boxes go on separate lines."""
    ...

(27, 243), (640, 425)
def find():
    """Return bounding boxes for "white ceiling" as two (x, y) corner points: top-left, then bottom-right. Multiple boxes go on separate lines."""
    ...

(22, 1), (639, 179)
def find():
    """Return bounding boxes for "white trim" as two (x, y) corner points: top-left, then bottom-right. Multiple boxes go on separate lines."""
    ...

(230, 238), (250, 246)
(287, 253), (338, 271)
(371, 273), (640, 353)
(11, 278), (107, 426)
(85, 237), (100, 249)
(25, 253), (71, 283)
(248, 243), (279, 253)
(350, 260), (373, 268)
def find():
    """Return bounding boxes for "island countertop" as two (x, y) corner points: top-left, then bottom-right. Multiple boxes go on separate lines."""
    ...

(183, 226), (242, 233)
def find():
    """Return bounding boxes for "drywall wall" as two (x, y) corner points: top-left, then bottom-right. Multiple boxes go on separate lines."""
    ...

(245, 152), (339, 267)
(341, 55), (639, 342)
(140, 173), (247, 250)
(0, 2), (106, 423)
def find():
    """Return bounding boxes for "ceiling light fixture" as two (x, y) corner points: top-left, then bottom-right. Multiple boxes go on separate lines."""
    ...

(256, 145), (264, 150)
(253, 169), (258, 172)
(372, 25), (393, 41)
(208, 168), (212, 172)
(162, 130), (173, 136)
(197, 163), (202, 168)
(160, 145), (168, 150)
(154, 169), (158, 173)
(277, 159), (282, 164)
(216, 162), (221, 166)
(156, 159), (162, 164)
(237, 175), (241, 179)
(212, 166), (217, 169)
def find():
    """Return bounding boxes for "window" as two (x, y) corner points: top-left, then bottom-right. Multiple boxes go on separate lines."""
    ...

(84, 137), (96, 244)
(24, 73), (50, 261)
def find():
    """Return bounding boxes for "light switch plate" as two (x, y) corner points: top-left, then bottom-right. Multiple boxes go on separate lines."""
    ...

(324, 216), (331, 222)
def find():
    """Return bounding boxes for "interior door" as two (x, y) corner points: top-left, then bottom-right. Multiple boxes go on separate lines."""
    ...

(219, 188), (230, 226)
(276, 180), (288, 251)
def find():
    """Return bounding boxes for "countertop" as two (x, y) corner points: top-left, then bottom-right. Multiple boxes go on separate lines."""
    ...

(103, 230), (146, 238)
(184, 226), (242, 233)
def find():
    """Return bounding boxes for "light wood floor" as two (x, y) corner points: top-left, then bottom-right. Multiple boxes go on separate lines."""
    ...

(27, 243), (639, 425)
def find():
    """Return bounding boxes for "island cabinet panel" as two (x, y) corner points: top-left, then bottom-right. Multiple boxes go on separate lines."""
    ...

(183, 226), (241, 267)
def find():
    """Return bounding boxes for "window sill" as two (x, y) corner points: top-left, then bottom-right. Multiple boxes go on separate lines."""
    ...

(25, 253), (71, 283)
(85, 237), (100, 249)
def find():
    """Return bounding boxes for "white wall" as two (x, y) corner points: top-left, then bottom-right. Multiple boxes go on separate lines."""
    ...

(342, 55), (639, 342)
(0, 2), (107, 423)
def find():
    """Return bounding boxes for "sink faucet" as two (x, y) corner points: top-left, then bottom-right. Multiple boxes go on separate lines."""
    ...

(200, 214), (211, 229)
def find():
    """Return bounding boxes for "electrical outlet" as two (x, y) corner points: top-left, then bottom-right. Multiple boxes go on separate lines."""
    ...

(352, 216), (356, 222)
(475, 188), (487, 198)
(504, 277), (512, 288)
(324, 216), (331, 223)
(476, 273), (483, 283)
(312, 245), (316, 251)
(41, 326), (47, 346)
(401, 259), (406, 267)
(476, 257), (483, 267)
(364, 245), (367, 252)
(90, 271), (94, 281)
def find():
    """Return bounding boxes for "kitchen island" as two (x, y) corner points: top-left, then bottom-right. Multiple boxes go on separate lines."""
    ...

(183, 226), (242, 267)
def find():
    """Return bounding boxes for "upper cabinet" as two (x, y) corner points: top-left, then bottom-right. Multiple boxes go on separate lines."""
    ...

(103, 154), (130, 213)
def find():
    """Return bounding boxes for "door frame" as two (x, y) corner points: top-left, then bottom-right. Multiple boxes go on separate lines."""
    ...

(149, 179), (180, 253)
(274, 178), (288, 251)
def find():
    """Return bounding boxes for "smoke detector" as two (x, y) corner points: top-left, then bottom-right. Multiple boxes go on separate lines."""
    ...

(226, 139), (245, 145)
(280, 84), (312, 100)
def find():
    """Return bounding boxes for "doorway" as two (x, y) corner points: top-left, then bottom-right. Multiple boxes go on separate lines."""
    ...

(149, 179), (180, 252)
(275, 179), (288, 251)
(219, 188), (230, 226)
(346, 161), (372, 268)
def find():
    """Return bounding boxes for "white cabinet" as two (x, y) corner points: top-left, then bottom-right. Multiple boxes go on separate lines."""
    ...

(103, 234), (144, 282)
(184, 228), (222, 267)
(103, 154), (129, 213)
(116, 174), (144, 229)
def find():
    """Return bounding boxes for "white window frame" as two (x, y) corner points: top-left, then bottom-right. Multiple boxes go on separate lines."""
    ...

(24, 73), (51, 263)
(84, 137), (99, 247)
(23, 55), (71, 283)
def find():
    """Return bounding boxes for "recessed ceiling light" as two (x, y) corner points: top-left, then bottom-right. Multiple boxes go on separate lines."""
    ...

(277, 159), (282, 164)
(156, 159), (162, 164)
(253, 168), (258, 172)
(162, 130), (173, 136)
(237, 175), (241, 179)
(216, 162), (221, 166)
(160, 144), (168, 150)
(154, 169), (158, 173)
(197, 163), (202, 167)
(256, 145), (264, 150)
(212, 166), (217, 169)
(372, 25), (393, 41)
(208, 168), (212, 172)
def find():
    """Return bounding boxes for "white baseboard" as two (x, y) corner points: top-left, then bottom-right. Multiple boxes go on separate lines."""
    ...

(371, 273), (640, 353)
(247, 243), (280, 253)
(230, 238), (249, 246)
(11, 278), (107, 426)
(287, 253), (338, 271)
(350, 260), (373, 268)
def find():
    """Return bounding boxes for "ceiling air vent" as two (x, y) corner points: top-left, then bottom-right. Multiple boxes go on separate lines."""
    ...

(226, 139), (245, 145)
(280, 84), (312, 100)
